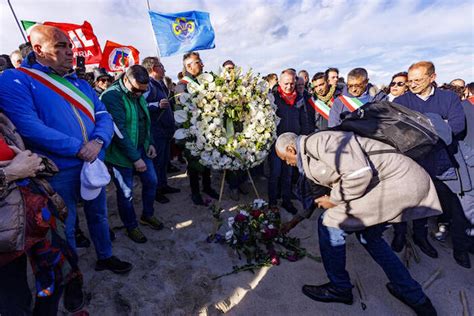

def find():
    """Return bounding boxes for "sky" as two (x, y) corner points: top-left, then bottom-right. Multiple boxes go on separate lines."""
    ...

(1, 0), (473, 85)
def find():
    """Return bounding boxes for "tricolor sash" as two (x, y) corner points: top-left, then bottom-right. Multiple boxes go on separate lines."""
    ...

(308, 97), (330, 120)
(18, 67), (95, 123)
(338, 95), (364, 112)
(180, 76), (196, 85)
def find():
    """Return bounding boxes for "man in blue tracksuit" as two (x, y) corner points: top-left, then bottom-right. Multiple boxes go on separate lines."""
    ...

(0, 25), (131, 274)
(328, 68), (387, 128)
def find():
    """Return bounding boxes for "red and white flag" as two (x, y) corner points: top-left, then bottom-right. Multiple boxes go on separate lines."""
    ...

(21, 20), (103, 65)
(99, 40), (140, 72)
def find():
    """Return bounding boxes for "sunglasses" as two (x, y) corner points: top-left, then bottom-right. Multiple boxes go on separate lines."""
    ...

(390, 81), (406, 87)
(125, 75), (147, 95)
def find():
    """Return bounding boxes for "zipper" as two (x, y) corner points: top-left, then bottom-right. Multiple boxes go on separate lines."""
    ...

(71, 105), (89, 144)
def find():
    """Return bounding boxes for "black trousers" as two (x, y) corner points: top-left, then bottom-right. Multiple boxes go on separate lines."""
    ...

(433, 180), (472, 252)
(0, 254), (63, 316)
(188, 167), (211, 195)
(0, 254), (32, 316)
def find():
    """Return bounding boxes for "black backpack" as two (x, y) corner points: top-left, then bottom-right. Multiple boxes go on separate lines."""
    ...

(333, 101), (439, 160)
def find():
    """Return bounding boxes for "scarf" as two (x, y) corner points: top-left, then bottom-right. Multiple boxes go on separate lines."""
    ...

(316, 84), (336, 105)
(277, 85), (297, 106)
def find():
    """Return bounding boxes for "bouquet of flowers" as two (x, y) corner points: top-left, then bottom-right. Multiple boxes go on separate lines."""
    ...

(173, 67), (279, 170)
(209, 199), (320, 279)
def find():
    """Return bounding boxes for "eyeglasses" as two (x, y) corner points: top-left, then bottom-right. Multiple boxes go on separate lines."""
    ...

(390, 81), (405, 87)
(186, 59), (203, 67)
(347, 83), (366, 89)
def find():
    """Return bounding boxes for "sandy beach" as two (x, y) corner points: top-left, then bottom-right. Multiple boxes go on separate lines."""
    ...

(59, 164), (473, 315)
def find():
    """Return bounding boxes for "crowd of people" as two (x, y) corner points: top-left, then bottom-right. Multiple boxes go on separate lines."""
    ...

(0, 24), (473, 315)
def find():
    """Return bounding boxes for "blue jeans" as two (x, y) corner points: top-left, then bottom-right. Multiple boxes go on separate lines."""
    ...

(268, 146), (292, 204)
(48, 165), (112, 260)
(153, 138), (170, 189)
(318, 213), (427, 306)
(110, 154), (157, 230)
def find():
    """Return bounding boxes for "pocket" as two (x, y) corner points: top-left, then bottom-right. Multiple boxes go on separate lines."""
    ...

(460, 143), (474, 167)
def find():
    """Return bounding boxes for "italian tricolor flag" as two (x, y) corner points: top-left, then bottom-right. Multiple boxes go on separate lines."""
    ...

(21, 20), (41, 36)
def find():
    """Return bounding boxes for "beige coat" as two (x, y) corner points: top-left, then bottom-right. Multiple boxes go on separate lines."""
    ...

(299, 131), (442, 231)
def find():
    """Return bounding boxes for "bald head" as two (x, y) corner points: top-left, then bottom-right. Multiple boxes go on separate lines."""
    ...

(30, 25), (74, 75)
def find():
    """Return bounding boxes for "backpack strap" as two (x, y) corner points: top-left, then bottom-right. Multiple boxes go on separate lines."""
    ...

(366, 149), (399, 156)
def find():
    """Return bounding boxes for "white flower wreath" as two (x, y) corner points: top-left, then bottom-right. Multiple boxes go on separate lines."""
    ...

(174, 67), (279, 170)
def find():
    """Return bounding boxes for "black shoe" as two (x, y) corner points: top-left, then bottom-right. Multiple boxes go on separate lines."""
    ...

(413, 236), (438, 258)
(95, 256), (133, 274)
(281, 200), (298, 215)
(75, 229), (91, 248)
(167, 164), (180, 173)
(161, 185), (181, 194)
(391, 233), (406, 253)
(191, 193), (205, 206)
(386, 283), (437, 316)
(203, 188), (219, 199)
(229, 188), (240, 201)
(453, 250), (471, 269)
(64, 276), (85, 313)
(126, 227), (148, 243)
(302, 282), (353, 305)
(155, 193), (170, 204)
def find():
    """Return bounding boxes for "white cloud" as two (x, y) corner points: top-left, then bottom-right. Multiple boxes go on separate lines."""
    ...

(1, 0), (472, 84)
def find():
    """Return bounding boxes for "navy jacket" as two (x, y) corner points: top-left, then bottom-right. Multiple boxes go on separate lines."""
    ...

(394, 88), (466, 178)
(273, 88), (302, 136)
(297, 91), (316, 135)
(145, 78), (176, 139)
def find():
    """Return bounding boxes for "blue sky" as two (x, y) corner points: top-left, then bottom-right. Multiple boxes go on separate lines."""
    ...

(1, 0), (473, 85)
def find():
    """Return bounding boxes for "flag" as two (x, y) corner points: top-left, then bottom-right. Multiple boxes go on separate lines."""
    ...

(99, 40), (140, 72)
(148, 10), (215, 57)
(21, 20), (102, 64)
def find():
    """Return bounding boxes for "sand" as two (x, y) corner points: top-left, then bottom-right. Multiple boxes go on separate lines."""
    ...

(58, 164), (473, 315)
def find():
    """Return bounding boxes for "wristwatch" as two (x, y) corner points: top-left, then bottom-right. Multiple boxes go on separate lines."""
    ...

(93, 137), (104, 145)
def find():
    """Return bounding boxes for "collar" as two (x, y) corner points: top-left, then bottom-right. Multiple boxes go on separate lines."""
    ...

(416, 86), (435, 101)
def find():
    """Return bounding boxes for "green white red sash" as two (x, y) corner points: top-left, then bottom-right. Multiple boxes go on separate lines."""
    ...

(18, 67), (95, 123)
(180, 75), (196, 85)
(308, 97), (330, 120)
(338, 95), (364, 112)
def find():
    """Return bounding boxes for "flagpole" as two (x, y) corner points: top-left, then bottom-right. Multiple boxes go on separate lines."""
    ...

(7, 0), (27, 42)
(146, 0), (162, 57)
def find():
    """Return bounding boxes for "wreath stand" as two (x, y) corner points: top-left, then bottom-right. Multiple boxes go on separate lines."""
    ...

(215, 169), (261, 212)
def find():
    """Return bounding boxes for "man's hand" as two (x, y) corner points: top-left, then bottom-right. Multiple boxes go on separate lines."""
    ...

(77, 140), (102, 162)
(315, 195), (337, 209)
(159, 99), (170, 109)
(4, 147), (44, 181)
(134, 159), (147, 172)
(147, 145), (157, 159)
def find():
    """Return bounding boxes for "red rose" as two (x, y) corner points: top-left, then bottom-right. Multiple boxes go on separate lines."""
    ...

(250, 210), (263, 218)
(235, 213), (247, 222)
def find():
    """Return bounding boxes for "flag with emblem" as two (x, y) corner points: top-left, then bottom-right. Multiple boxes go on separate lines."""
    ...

(21, 20), (102, 64)
(99, 40), (140, 72)
(148, 10), (215, 57)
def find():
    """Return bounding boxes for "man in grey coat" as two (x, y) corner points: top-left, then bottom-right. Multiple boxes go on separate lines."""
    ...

(276, 131), (441, 315)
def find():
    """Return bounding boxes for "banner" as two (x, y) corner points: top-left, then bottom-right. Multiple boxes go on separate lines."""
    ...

(21, 20), (102, 64)
(148, 10), (215, 57)
(99, 40), (140, 72)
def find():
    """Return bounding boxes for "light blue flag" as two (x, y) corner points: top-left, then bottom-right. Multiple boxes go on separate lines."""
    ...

(148, 10), (216, 57)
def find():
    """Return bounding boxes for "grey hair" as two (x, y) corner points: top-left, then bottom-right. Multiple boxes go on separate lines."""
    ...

(276, 132), (297, 153)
